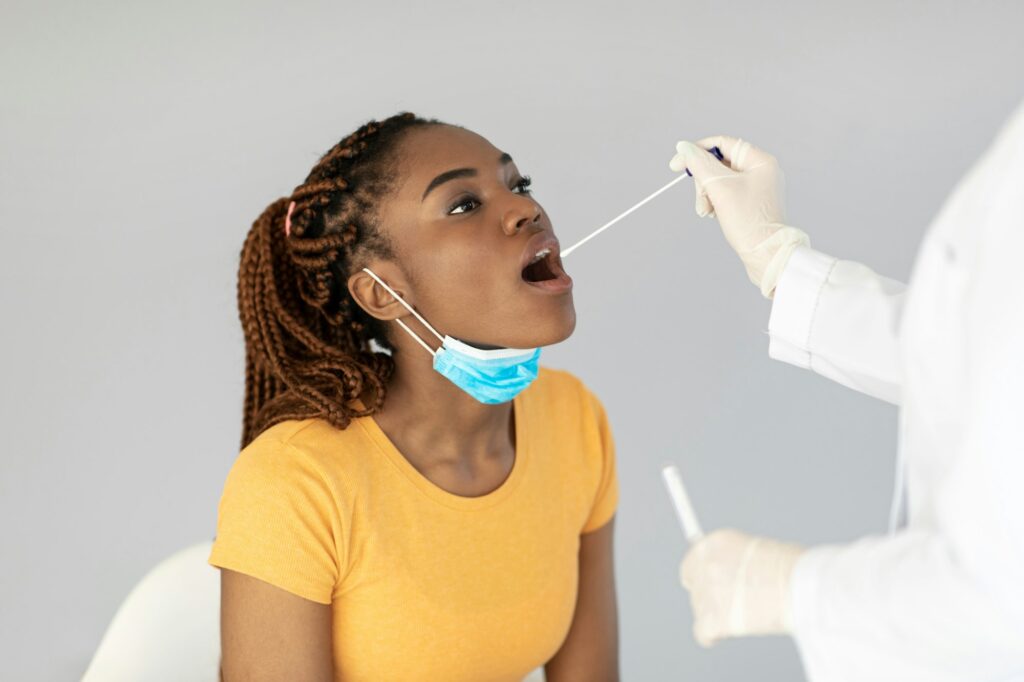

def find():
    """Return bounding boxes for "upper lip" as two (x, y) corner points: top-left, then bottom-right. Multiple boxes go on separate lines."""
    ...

(518, 231), (561, 273)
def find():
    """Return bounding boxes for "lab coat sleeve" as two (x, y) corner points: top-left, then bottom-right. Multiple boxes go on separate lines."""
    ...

(768, 246), (906, 405)
(787, 182), (1024, 680)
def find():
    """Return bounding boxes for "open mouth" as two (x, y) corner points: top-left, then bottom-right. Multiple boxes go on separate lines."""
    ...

(522, 247), (560, 283)
(519, 236), (573, 293)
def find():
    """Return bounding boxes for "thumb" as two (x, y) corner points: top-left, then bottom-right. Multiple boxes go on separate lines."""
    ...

(674, 140), (732, 184)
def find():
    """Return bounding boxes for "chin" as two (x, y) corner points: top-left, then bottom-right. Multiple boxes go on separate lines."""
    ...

(518, 305), (577, 349)
(460, 297), (576, 350)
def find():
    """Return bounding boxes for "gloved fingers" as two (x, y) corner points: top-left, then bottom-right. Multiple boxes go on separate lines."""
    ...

(671, 141), (733, 184)
(679, 557), (691, 589)
(693, 616), (722, 648)
(696, 135), (777, 173)
(694, 185), (714, 218)
(679, 536), (712, 589)
(686, 579), (721, 648)
(703, 527), (748, 552)
(667, 151), (715, 217)
(668, 148), (724, 199)
(668, 151), (688, 173)
(671, 142), (731, 218)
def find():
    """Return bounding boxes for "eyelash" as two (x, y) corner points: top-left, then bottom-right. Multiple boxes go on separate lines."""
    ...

(447, 176), (533, 215)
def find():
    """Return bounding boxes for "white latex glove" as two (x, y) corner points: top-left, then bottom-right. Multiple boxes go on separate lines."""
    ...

(679, 529), (804, 647)
(669, 136), (809, 298)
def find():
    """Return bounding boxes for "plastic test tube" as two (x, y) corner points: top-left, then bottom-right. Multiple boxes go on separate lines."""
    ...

(661, 464), (704, 543)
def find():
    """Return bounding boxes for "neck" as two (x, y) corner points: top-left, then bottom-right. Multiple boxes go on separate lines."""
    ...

(373, 341), (515, 465)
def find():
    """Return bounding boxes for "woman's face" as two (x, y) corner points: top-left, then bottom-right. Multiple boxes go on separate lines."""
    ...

(372, 125), (575, 350)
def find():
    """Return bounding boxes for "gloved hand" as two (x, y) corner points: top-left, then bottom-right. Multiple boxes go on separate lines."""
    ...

(669, 136), (810, 298)
(679, 529), (804, 647)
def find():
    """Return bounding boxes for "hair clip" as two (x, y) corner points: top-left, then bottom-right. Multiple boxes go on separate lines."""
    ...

(284, 201), (296, 237)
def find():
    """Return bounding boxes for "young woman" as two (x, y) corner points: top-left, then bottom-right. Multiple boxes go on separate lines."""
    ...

(209, 113), (619, 682)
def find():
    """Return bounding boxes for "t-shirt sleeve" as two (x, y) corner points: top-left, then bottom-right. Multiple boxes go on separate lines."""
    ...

(207, 437), (344, 604)
(581, 390), (619, 534)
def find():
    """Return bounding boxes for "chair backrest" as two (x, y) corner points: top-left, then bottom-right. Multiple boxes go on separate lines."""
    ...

(82, 541), (220, 682)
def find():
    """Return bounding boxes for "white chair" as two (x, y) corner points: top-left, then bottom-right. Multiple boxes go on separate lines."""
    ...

(83, 542), (220, 681)
(84, 541), (546, 681)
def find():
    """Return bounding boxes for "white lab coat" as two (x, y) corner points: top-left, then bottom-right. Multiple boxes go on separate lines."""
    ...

(768, 102), (1024, 682)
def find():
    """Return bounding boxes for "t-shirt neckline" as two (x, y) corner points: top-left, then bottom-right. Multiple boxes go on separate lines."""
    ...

(356, 391), (529, 511)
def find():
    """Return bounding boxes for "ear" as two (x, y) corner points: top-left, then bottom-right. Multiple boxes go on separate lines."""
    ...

(348, 264), (412, 321)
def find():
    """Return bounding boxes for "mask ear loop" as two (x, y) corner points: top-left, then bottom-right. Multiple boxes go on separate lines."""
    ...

(361, 268), (444, 357)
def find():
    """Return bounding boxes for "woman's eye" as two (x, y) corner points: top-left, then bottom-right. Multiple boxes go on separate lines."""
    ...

(447, 178), (531, 215)
(513, 175), (533, 195)
(448, 197), (479, 215)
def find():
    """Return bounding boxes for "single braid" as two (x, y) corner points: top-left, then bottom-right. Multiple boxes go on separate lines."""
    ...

(237, 112), (440, 447)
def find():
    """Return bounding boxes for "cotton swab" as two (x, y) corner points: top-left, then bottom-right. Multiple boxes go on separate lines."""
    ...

(560, 146), (724, 258)
(560, 175), (691, 257)
(661, 464), (704, 543)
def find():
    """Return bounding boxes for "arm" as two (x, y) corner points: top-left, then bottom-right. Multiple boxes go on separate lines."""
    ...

(681, 238), (1024, 674)
(791, 347), (1024, 680)
(768, 246), (906, 404)
(220, 569), (334, 682)
(790, 142), (1024, 679)
(544, 519), (619, 682)
(668, 137), (906, 404)
(209, 438), (345, 681)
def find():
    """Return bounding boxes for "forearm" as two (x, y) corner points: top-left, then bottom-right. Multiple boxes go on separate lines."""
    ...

(769, 246), (906, 404)
(791, 528), (1024, 681)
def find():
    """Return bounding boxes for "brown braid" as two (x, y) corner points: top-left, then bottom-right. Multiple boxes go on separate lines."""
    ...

(238, 113), (440, 447)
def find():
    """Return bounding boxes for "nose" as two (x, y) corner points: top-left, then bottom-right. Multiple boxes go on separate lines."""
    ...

(501, 196), (542, 236)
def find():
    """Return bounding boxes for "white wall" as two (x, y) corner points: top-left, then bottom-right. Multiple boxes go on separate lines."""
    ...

(3, 1), (1022, 679)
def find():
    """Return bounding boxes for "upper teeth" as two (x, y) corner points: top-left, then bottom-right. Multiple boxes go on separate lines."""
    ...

(531, 248), (550, 264)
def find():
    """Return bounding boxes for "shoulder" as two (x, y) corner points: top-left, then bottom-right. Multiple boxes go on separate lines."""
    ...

(225, 418), (376, 499)
(533, 366), (597, 399)
(232, 420), (329, 476)
(530, 368), (618, 532)
(525, 367), (612, 447)
(531, 366), (607, 416)
(244, 417), (372, 463)
(212, 420), (350, 603)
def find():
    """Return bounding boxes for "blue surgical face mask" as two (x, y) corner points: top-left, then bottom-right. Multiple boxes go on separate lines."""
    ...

(362, 268), (541, 404)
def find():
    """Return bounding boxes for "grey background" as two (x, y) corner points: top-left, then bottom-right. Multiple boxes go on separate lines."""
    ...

(3, 0), (1022, 679)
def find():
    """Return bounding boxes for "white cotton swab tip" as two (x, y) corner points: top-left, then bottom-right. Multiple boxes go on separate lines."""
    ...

(661, 464), (704, 543)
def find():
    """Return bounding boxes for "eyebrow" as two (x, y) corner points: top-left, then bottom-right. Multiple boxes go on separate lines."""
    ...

(421, 153), (515, 201)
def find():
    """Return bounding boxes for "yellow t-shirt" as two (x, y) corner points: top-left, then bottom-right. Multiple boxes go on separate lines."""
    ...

(208, 367), (617, 682)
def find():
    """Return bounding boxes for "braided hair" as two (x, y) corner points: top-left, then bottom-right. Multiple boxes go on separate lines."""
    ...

(238, 112), (440, 447)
